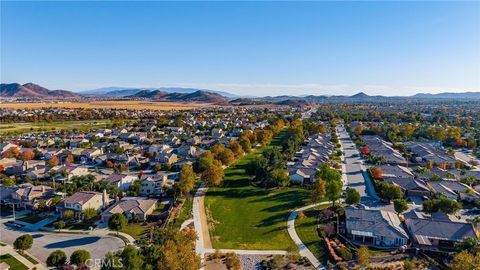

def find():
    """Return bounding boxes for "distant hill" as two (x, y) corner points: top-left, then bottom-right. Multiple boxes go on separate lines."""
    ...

(412, 92), (480, 99)
(275, 99), (311, 107)
(79, 86), (239, 98)
(0, 83), (79, 98)
(129, 90), (228, 104)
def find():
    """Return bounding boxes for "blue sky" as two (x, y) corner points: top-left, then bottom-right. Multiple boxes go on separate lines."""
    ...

(1, 1), (479, 96)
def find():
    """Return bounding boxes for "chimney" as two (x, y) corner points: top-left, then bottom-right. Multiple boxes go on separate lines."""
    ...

(102, 189), (109, 208)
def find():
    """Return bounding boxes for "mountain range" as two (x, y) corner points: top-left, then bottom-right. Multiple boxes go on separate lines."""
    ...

(1, 82), (479, 102)
(0, 83), (80, 98)
(79, 87), (240, 98)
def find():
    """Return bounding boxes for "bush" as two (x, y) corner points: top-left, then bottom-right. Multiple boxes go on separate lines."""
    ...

(334, 246), (352, 261)
(53, 221), (65, 229)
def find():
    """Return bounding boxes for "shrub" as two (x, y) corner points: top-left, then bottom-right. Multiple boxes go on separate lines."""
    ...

(334, 246), (352, 261)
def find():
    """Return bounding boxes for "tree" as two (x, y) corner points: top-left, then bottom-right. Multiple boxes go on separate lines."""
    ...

(370, 166), (383, 179)
(225, 252), (241, 270)
(345, 188), (361, 205)
(228, 140), (244, 158)
(19, 149), (35, 161)
(2, 178), (15, 187)
(47, 250), (67, 268)
(65, 154), (74, 166)
(455, 237), (480, 253)
(316, 163), (343, 206)
(108, 213), (128, 234)
(393, 199), (409, 215)
(82, 207), (98, 222)
(377, 182), (403, 201)
(158, 239), (201, 270)
(360, 145), (370, 155)
(13, 234), (33, 253)
(178, 164), (195, 195)
(311, 179), (326, 204)
(201, 160), (224, 186)
(239, 136), (252, 153)
(423, 198), (462, 214)
(63, 209), (74, 219)
(450, 250), (480, 270)
(120, 245), (143, 270)
(53, 221), (65, 230)
(357, 245), (370, 266)
(48, 156), (60, 167)
(218, 148), (235, 166)
(70, 249), (91, 265)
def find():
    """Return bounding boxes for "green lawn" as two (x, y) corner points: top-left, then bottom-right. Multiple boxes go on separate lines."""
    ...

(169, 196), (194, 229)
(206, 130), (310, 250)
(120, 224), (149, 240)
(0, 254), (28, 270)
(295, 207), (330, 264)
(16, 214), (45, 224)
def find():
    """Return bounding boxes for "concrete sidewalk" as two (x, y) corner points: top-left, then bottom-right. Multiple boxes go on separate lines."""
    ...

(0, 243), (48, 270)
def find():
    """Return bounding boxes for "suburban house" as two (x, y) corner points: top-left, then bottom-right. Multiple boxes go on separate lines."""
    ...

(404, 141), (457, 166)
(405, 211), (478, 250)
(359, 135), (407, 165)
(4, 184), (55, 209)
(101, 197), (157, 222)
(101, 173), (137, 192)
(58, 190), (109, 218)
(383, 177), (431, 197)
(426, 180), (480, 201)
(140, 173), (169, 197)
(344, 206), (409, 248)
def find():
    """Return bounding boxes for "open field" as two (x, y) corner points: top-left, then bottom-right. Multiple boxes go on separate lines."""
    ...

(206, 130), (310, 250)
(0, 119), (118, 134)
(0, 100), (208, 110)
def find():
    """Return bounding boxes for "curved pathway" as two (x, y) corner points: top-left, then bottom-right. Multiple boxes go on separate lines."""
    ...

(287, 202), (330, 270)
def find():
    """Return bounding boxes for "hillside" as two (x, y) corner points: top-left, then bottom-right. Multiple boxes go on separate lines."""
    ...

(128, 90), (228, 104)
(0, 83), (79, 98)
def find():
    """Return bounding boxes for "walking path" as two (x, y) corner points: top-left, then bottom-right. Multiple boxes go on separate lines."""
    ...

(0, 243), (48, 270)
(180, 218), (194, 231)
(193, 183), (210, 269)
(287, 202), (331, 270)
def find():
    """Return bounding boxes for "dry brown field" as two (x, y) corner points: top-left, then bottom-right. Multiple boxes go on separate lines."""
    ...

(0, 100), (211, 110)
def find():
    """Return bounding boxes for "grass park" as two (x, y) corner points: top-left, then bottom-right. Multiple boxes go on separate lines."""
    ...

(295, 207), (330, 264)
(0, 254), (29, 270)
(205, 130), (311, 250)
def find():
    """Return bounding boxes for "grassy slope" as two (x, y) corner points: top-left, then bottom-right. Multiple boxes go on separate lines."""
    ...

(206, 130), (310, 250)
(0, 254), (28, 270)
(295, 207), (329, 264)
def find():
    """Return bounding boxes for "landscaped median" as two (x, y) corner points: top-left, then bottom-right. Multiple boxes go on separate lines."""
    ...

(205, 131), (310, 250)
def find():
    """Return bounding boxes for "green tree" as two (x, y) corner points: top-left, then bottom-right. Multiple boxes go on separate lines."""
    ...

(53, 221), (65, 230)
(120, 245), (143, 270)
(423, 197), (462, 214)
(377, 182), (403, 201)
(13, 234), (33, 253)
(63, 209), (74, 219)
(70, 249), (91, 265)
(47, 250), (67, 268)
(345, 188), (361, 205)
(239, 137), (252, 153)
(82, 207), (98, 222)
(108, 213), (128, 234)
(450, 250), (480, 270)
(2, 178), (15, 186)
(393, 199), (409, 215)
(178, 164), (195, 195)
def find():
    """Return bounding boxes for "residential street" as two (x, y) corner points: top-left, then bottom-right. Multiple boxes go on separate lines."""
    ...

(337, 125), (378, 201)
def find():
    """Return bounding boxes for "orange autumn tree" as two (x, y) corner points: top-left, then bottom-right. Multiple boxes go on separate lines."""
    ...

(370, 166), (383, 179)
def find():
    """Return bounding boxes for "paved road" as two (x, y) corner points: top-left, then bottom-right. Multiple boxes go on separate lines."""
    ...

(0, 221), (124, 265)
(337, 125), (378, 201)
(287, 202), (330, 270)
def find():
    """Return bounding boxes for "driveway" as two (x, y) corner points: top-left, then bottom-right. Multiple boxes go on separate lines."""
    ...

(0, 221), (124, 265)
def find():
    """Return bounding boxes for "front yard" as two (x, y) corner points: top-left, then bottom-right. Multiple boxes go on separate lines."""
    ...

(0, 254), (28, 270)
(120, 224), (149, 240)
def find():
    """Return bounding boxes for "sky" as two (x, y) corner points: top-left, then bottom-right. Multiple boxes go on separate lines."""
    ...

(1, 1), (479, 97)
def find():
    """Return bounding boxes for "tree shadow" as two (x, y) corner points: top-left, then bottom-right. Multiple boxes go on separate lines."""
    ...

(44, 236), (101, 248)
